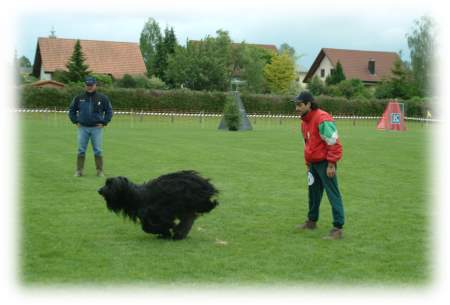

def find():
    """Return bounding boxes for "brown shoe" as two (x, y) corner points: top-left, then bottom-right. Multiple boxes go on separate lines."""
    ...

(323, 227), (343, 240)
(296, 220), (317, 230)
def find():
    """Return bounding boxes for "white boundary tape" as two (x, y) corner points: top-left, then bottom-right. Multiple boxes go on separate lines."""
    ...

(13, 108), (440, 122)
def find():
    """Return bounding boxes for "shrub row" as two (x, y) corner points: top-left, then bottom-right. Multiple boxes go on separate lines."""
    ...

(19, 84), (432, 117)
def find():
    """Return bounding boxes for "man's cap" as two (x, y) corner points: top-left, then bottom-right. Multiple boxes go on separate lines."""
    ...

(84, 76), (96, 86)
(291, 91), (314, 104)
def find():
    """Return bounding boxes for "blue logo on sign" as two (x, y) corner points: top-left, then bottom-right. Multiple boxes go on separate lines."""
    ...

(391, 113), (401, 124)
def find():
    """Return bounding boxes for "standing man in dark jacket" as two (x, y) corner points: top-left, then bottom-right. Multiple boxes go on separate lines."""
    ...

(69, 76), (113, 177)
(293, 91), (345, 239)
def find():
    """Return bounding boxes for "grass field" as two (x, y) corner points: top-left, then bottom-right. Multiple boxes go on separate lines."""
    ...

(20, 112), (432, 286)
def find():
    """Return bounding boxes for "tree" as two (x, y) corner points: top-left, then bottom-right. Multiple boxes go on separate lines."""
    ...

(140, 18), (162, 77)
(263, 52), (296, 94)
(279, 43), (295, 59)
(154, 26), (178, 84)
(18, 56), (32, 68)
(66, 39), (90, 83)
(116, 74), (137, 88)
(308, 75), (326, 96)
(326, 61), (346, 85)
(374, 58), (415, 99)
(166, 30), (232, 91)
(406, 16), (435, 97)
(230, 44), (273, 93)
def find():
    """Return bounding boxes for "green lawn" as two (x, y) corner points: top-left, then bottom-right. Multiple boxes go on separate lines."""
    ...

(20, 112), (432, 286)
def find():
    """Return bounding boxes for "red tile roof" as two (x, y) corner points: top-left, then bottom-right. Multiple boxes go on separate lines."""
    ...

(304, 48), (400, 84)
(33, 37), (147, 79)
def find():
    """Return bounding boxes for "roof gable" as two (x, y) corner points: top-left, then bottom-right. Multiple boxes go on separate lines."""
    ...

(304, 48), (400, 83)
(34, 37), (147, 79)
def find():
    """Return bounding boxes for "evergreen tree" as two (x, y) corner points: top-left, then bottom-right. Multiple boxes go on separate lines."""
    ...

(66, 40), (90, 82)
(326, 61), (346, 85)
(374, 58), (415, 99)
(155, 26), (178, 84)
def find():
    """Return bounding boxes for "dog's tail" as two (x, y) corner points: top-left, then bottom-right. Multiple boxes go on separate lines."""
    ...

(196, 199), (219, 213)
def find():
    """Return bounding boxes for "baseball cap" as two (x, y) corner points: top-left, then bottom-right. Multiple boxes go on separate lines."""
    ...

(291, 91), (314, 104)
(84, 76), (96, 86)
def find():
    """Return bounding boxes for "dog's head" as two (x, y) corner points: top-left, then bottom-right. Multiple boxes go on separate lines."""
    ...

(98, 176), (131, 213)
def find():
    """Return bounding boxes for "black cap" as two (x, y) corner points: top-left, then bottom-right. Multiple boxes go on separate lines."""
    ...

(84, 76), (96, 86)
(291, 91), (314, 104)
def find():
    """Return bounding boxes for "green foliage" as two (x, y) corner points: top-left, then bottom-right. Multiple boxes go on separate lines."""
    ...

(325, 61), (346, 85)
(65, 40), (91, 83)
(18, 73), (38, 85)
(19, 84), (431, 117)
(115, 74), (167, 90)
(91, 73), (113, 87)
(263, 52), (296, 94)
(222, 96), (241, 131)
(139, 18), (162, 76)
(308, 75), (326, 96)
(334, 79), (370, 99)
(154, 26), (178, 84)
(116, 74), (137, 88)
(166, 30), (233, 91)
(18, 55), (32, 68)
(238, 45), (273, 93)
(51, 70), (71, 84)
(406, 16), (435, 97)
(374, 59), (416, 99)
(145, 76), (168, 90)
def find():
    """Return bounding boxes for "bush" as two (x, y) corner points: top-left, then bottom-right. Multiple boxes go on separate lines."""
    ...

(116, 74), (137, 88)
(19, 84), (430, 117)
(146, 76), (168, 90)
(92, 73), (113, 87)
(222, 96), (241, 131)
(308, 76), (326, 96)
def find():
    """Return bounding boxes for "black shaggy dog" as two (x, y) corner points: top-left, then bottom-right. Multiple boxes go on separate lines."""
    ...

(97, 170), (219, 240)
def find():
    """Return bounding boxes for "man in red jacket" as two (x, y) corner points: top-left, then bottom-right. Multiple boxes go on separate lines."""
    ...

(293, 91), (345, 239)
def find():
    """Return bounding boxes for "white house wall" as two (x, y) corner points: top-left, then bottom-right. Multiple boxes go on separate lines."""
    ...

(40, 67), (52, 81)
(313, 56), (334, 81)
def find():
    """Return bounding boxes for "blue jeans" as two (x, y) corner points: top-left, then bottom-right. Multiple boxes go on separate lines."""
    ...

(77, 126), (103, 157)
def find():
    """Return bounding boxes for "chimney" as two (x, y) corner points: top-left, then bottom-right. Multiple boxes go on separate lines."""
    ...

(368, 59), (376, 75)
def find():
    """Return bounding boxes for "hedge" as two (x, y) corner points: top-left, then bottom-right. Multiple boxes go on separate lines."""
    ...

(18, 84), (432, 117)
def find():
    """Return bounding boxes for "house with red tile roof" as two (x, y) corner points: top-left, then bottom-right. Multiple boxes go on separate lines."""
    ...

(303, 48), (400, 85)
(32, 37), (147, 80)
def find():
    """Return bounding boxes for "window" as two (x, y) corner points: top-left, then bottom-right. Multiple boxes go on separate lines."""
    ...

(330, 69), (335, 75)
(320, 69), (325, 77)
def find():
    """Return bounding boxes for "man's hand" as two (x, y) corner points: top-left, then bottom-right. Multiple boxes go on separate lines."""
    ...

(76, 123), (80, 128)
(327, 163), (336, 178)
(96, 124), (104, 128)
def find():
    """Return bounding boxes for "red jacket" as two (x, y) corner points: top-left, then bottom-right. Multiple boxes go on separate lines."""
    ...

(301, 109), (343, 165)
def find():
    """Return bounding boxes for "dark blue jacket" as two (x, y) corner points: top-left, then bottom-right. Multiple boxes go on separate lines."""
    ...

(68, 91), (113, 127)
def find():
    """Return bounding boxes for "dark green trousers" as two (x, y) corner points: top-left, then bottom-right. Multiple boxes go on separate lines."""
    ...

(307, 161), (345, 228)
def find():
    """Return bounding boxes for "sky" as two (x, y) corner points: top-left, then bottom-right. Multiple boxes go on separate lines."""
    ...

(14, 0), (431, 70)
(2, 0), (450, 305)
